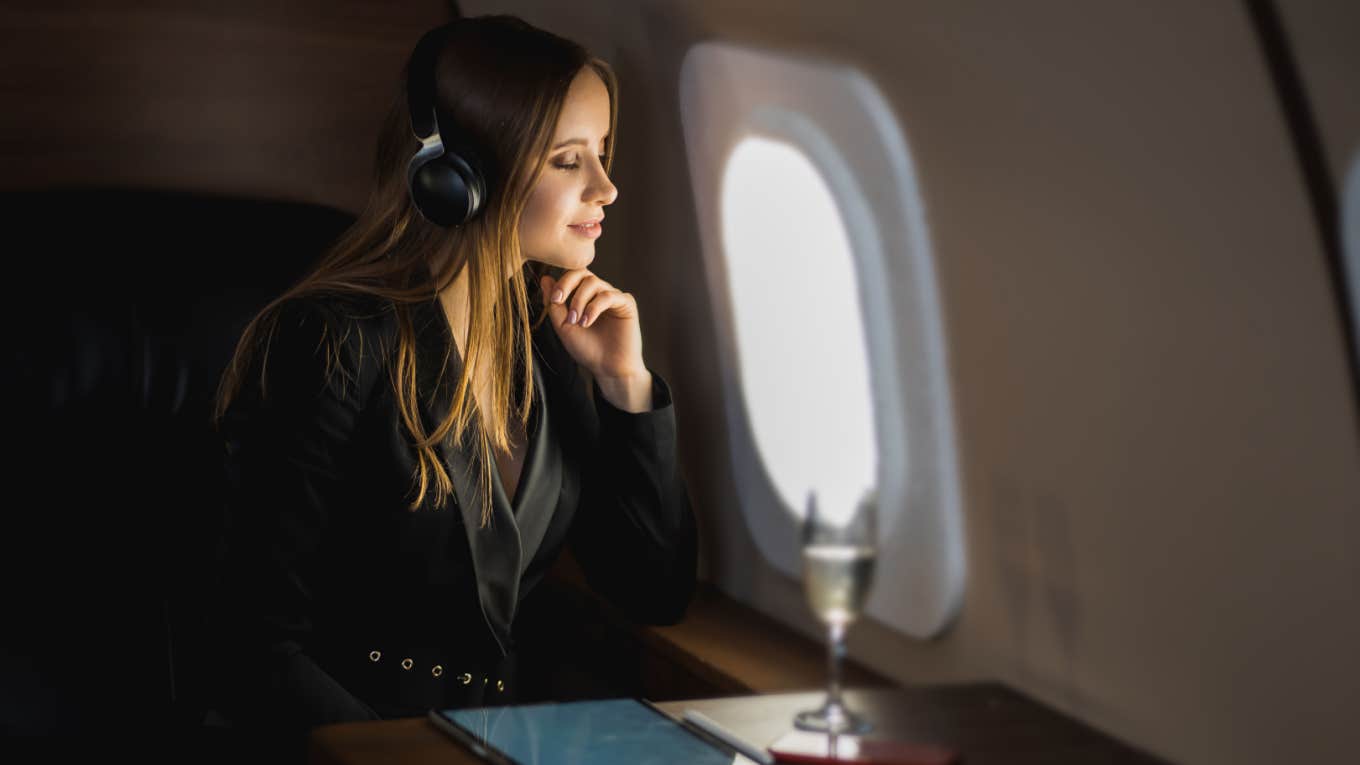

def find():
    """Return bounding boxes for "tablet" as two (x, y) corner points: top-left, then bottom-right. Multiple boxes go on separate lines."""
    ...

(428, 697), (749, 764)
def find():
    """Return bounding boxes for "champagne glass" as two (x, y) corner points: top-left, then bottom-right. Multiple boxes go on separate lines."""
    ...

(794, 488), (877, 734)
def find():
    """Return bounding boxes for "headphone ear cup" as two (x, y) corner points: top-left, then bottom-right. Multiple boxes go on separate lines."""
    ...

(409, 150), (486, 227)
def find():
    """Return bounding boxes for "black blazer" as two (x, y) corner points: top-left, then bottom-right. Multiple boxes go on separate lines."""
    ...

(206, 291), (697, 735)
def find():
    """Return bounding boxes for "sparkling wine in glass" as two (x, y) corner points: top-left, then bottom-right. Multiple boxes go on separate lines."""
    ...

(794, 488), (877, 734)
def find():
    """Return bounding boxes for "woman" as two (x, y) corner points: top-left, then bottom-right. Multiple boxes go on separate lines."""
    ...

(205, 13), (697, 745)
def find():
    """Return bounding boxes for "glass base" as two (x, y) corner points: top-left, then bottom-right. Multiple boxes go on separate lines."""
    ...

(793, 700), (872, 735)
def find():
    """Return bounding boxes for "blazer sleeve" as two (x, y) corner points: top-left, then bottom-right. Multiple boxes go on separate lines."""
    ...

(567, 371), (699, 625)
(208, 297), (381, 730)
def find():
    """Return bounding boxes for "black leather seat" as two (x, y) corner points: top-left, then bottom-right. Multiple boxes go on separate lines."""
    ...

(1, 187), (354, 744)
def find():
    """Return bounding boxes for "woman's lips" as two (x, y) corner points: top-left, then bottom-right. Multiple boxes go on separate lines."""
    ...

(568, 221), (602, 239)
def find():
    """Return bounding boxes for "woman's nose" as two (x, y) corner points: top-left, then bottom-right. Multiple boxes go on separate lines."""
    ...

(590, 164), (618, 205)
(596, 178), (618, 206)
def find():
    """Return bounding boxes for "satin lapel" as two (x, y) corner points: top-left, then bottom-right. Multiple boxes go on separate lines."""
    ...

(510, 348), (562, 576)
(412, 299), (521, 655)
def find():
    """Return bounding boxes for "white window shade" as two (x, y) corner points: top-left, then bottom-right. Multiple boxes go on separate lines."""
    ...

(679, 40), (966, 639)
(720, 135), (877, 526)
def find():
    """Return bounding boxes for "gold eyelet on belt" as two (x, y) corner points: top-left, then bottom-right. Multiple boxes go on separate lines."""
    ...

(431, 665), (443, 678)
(401, 658), (414, 670)
(368, 651), (381, 662)
(459, 673), (472, 685)
(496, 680), (504, 692)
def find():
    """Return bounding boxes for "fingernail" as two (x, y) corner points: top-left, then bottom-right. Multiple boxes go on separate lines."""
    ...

(553, 289), (564, 303)
(567, 309), (577, 324)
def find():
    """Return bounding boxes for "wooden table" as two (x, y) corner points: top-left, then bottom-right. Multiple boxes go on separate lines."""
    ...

(307, 683), (1170, 765)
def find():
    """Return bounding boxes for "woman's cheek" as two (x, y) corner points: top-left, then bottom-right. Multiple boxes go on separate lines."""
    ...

(517, 190), (553, 252)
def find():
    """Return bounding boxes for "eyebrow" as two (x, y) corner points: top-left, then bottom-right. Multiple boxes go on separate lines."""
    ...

(552, 136), (608, 150)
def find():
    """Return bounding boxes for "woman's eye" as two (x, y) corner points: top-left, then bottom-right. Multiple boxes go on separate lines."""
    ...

(554, 154), (608, 171)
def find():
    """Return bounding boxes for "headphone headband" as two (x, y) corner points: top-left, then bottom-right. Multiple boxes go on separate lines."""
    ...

(405, 22), (487, 227)
(406, 23), (453, 141)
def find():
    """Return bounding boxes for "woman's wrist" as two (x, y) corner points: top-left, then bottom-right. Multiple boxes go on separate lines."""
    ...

(594, 368), (654, 413)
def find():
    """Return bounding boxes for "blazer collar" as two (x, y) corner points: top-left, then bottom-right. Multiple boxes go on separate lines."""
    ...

(411, 297), (561, 655)
(490, 356), (562, 582)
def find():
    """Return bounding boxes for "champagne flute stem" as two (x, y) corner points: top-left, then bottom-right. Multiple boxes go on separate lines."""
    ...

(826, 620), (846, 710)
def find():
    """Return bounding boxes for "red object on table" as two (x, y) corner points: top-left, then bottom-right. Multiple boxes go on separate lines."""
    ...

(768, 729), (961, 765)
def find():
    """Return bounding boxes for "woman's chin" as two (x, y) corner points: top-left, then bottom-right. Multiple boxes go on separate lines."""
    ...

(558, 248), (595, 271)
(523, 245), (595, 272)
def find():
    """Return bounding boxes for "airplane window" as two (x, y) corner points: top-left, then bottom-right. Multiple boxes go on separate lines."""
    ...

(720, 134), (877, 527)
(680, 42), (966, 639)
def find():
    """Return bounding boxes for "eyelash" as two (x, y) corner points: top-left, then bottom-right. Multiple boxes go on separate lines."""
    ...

(555, 154), (608, 171)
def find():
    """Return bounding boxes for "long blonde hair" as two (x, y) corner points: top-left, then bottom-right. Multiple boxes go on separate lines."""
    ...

(213, 15), (618, 526)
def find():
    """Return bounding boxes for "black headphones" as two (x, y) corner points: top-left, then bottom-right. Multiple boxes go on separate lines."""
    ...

(406, 23), (488, 227)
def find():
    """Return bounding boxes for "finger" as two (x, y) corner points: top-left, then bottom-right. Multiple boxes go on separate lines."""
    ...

(566, 275), (610, 325)
(551, 268), (594, 305)
(539, 274), (557, 308)
(581, 290), (636, 328)
(541, 276), (570, 327)
(541, 280), (568, 328)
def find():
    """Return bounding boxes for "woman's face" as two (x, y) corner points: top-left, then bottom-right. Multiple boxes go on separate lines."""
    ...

(518, 67), (618, 271)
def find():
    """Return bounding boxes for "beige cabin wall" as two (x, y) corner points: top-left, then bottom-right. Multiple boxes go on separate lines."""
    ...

(1279, 0), (1360, 188)
(469, 2), (1360, 764)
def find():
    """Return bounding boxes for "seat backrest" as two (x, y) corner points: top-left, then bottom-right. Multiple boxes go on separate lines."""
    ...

(1, 187), (354, 735)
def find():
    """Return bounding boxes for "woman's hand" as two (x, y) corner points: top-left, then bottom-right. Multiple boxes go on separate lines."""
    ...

(540, 269), (653, 412)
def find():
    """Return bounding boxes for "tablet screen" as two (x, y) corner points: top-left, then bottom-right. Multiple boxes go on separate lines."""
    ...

(431, 697), (741, 765)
